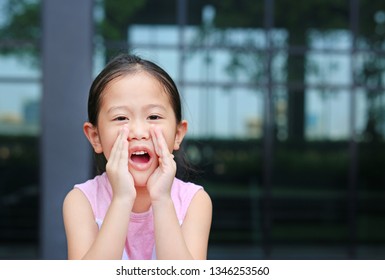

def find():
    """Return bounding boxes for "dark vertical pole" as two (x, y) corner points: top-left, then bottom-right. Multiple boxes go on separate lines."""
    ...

(177, 0), (187, 91)
(348, 0), (359, 259)
(262, 0), (274, 259)
(40, 0), (93, 259)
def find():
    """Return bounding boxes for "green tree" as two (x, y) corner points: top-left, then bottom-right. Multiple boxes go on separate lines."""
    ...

(207, 0), (384, 141)
(1, 0), (384, 140)
(98, 0), (146, 62)
(0, 0), (40, 63)
(358, 2), (385, 141)
(0, 0), (147, 64)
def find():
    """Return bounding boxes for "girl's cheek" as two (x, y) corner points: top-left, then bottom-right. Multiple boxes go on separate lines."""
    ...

(106, 125), (120, 137)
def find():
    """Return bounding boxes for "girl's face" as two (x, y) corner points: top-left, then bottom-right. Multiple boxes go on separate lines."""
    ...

(85, 71), (187, 187)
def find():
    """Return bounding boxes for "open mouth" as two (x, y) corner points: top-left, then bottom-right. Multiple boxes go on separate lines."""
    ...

(130, 150), (151, 164)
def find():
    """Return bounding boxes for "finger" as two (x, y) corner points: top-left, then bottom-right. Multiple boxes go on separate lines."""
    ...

(108, 129), (121, 165)
(152, 126), (173, 161)
(150, 126), (161, 157)
(119, 126), (129, 165)
(109, 125), (126, 165)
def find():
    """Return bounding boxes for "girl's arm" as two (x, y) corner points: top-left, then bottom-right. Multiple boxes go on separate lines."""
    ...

(63, 126), (136, 260)
(152, 189), (212, 260)
(63, 189), (134, 259)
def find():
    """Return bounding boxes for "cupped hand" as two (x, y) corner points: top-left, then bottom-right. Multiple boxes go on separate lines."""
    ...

(147, 126), (176, 203)
(106, 125), (136, 201)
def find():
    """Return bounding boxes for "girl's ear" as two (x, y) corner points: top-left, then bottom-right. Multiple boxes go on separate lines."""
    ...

(174, 120), (188, 151)
(83, 122), (103, 154)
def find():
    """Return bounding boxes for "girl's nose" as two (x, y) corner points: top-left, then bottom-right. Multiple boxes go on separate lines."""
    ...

(128, 120), (150, 140)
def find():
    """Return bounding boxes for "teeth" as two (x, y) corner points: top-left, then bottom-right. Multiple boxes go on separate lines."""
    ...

(132, 151), (147, 155)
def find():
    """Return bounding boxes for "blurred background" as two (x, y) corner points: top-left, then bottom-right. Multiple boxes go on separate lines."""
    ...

(1, 0), (385, 259)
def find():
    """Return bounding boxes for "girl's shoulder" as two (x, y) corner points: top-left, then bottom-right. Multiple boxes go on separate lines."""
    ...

(171, 178), (203, 198)
(71, 173), (112, 219)
(74, 173), (110, 193)
(171, 178), (206, 222)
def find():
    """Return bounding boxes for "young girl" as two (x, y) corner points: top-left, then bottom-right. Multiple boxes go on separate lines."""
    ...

(63, 54), (212, 260)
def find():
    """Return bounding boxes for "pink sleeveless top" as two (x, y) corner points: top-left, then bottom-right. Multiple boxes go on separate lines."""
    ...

(74, 172), (203, 260)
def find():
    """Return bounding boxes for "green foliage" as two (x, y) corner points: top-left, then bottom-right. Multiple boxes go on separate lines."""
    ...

(1, 0), (384, 140)
(98, 0), (147, 41)
(0, 0), (40, 62)
(274, 0), (348, 31)
(209, 0), (263, 28)
(0, 0), (148, 62)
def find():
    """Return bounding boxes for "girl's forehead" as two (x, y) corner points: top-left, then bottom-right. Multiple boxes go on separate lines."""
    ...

(101, 72), (172, 106)
(106, 71), (162, 90)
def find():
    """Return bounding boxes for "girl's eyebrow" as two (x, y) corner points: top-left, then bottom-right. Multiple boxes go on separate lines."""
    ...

(107, 106), (129, 114)
(107, 104), (167, 114)
(144, 104), (167, 111)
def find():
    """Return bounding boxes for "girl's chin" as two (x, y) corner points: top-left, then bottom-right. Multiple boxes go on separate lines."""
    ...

(130, 171), (151, 188)
(134, 181), (148, 188)
(128, 163), (158, 188)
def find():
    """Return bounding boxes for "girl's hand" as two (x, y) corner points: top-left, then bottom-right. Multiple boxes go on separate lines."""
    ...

(147, 126), (176, 203)
(106, 125), (136, 201)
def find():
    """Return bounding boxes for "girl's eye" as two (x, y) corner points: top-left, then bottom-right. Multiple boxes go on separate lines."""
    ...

(148, 115), (161, 120)
(114, 116), (128, 121)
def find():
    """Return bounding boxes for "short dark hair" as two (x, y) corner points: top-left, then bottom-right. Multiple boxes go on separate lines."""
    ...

(88, 53), (182, 126)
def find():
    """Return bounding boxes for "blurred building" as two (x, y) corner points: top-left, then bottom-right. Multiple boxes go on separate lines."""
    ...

(0, 0), (385, 260)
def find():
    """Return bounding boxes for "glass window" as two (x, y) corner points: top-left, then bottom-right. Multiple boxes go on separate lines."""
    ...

(0, 0), (368, 260)
(94, 0), (385, 259)
(0, 0), (41, 259)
